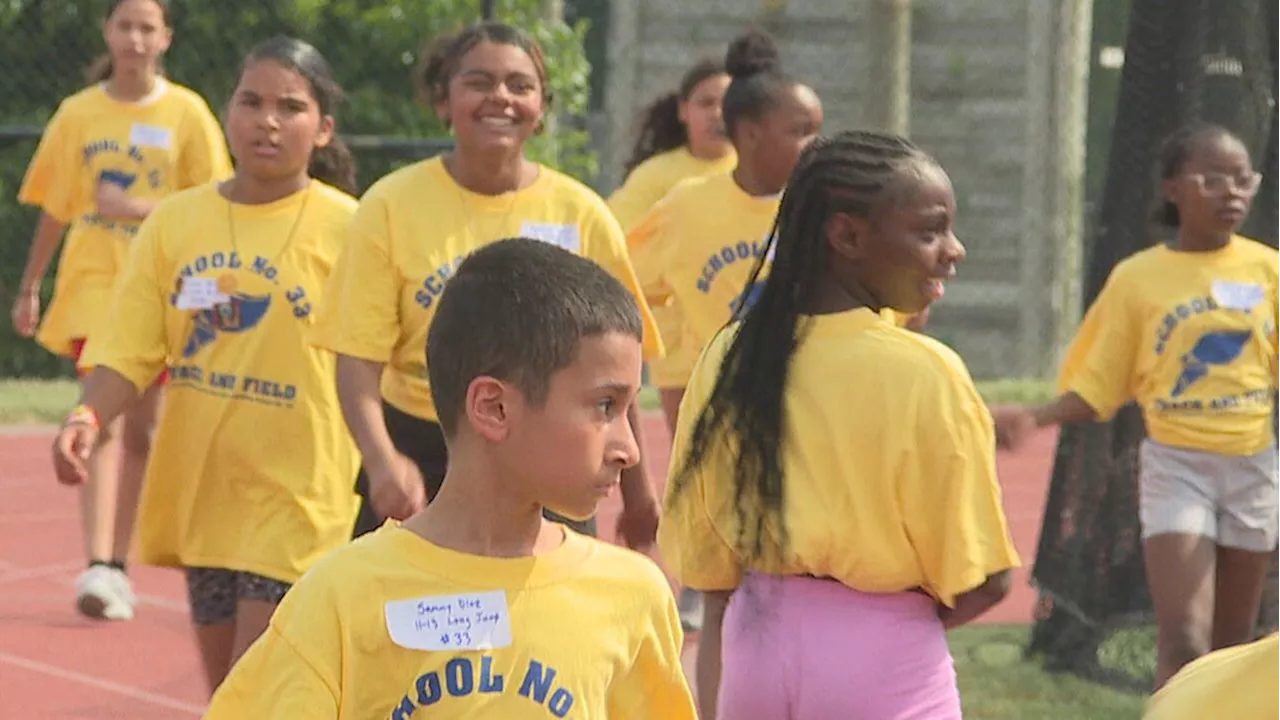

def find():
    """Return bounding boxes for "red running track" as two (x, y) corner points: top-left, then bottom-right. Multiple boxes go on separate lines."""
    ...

(0, 418), (1057, 718)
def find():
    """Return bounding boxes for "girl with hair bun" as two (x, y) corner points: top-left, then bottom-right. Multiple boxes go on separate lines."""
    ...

(628, 27), (823, 636)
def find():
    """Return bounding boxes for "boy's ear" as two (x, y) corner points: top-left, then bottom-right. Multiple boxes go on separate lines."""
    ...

(465, 376), (511, 442)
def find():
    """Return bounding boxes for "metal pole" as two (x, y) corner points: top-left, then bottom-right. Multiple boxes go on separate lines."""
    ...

(481, 0), (496, 20)
(864, 0), (911, 135)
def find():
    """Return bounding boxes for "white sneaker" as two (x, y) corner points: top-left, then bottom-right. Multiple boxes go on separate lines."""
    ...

(74, 565), (136, 621)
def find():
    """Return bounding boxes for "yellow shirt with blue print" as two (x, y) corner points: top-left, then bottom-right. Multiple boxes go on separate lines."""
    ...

(1059, 235), (1278, 455)
(627, 172), (779, 388)
(17, 80), (230, 357)
(81, 181), (360, 584)
(205, 523), (697, 719)
(610, 148), (738, 390)
(310, 157), (663, 422)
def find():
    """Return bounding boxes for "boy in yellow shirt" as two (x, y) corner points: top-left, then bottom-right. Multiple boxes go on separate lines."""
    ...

(205, 238), (696, 718)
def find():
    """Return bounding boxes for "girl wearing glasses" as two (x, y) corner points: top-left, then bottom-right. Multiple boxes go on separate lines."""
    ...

(997, 123), (1276, 690)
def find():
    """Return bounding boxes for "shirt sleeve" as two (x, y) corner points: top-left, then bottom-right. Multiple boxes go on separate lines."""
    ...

(1142, 634), (1279, 720)
(606, 165), (663, 233)
(624, 200), (676, 310)
(310, 193), (403, 362)
(177, 98), (232, 188)
(607, 583), (698, 719)
(204, 579), (342, 718)
(18, 102), (81, 223)
(580, 202), (666, 360)
(205, 625), (340, 719)
(900, 363), (1021, 608)
(78, 212), (170, 387)
(657, 339), (743, 591)
(1059, 270), (1139, 420)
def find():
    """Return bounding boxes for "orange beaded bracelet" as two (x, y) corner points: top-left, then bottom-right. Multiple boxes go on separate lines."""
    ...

(63, 404), (100, 430)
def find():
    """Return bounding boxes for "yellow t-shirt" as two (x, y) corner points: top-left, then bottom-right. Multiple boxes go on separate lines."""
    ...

(658, 308), (1021, 607)
(205, 523), (698, 719)
(628, 172), (780, 388)
(1059, 236), (1278, 455)
(1143, 633), (1278, 719)
(311, 157), (664, 422)
(607, 147), (739, 233)
(17, 80), (231, 357)
(81, 181), (360, 584)
(609, 148), (738, 391)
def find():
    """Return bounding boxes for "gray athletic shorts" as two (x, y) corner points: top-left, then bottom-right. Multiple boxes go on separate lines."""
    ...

(1139, 439), (1278, 552)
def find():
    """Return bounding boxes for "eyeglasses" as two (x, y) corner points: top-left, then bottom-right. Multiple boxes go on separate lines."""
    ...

(1184, 171), (1263, 197)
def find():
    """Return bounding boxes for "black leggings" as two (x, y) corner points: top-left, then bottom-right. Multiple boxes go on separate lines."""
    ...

(352, 401), (596, 538)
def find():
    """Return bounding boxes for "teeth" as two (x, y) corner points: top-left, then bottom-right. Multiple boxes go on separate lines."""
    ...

(480, 117), (514, 126)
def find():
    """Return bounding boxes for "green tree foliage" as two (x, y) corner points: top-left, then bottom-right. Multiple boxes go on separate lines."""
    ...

(0, 0), (595, 377)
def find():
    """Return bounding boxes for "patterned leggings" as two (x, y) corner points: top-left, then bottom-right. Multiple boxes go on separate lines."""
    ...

(184, 567), (291, 626)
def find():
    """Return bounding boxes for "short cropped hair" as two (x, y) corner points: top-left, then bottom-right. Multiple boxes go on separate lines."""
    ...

(426, 238), (645, 436)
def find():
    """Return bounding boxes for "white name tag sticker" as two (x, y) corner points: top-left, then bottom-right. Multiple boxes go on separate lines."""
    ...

(519, 222), (581, 253)
(129, 123), (173, 150)
(175, 277), (229, 310)
(385, 590), (513, 652)
(1211, 280), (1265, 311)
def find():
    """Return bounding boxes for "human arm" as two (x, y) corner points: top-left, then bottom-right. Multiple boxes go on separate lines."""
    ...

(937, 570), (1012, 629)
(11, 213), (67, 337)
(94, 182), (158, 220)
(695, 590), (732, 719)
(51, 368), (142, 485)
(992, 274), (1137, 448)
(616, 403), (660, 551)
(52, 214), (170, 484)
(312, 194), (424, 519)
(335, 355), (425, 520)
(13, 104), (80, 335)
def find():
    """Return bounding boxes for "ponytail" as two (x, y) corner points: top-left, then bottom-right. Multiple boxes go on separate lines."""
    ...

(623, 92), (686, 178)
(308, 137), (359, 196)
(84, 54), (167, 84)
(622, 57), (727, 179)
(86, 55), (113, 84)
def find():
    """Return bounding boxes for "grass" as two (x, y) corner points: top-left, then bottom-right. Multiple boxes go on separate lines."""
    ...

(951, 624), (1154, 719)
(0, 378), (81, 425)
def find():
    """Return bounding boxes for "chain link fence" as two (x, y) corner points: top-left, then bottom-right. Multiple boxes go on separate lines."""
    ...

(0, 0), (602, 377)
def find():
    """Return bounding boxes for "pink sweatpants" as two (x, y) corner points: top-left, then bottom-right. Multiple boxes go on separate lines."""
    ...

(717, 574), (962, 720)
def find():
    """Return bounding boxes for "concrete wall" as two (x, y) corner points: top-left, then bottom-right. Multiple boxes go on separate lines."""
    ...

(599, 0), (1082, 379)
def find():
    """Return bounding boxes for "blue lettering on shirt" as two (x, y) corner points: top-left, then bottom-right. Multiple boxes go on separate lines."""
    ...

(389, 656), (574, 718)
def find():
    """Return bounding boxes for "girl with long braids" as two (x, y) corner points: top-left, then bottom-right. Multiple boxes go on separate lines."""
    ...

(626, 28), (823, 633)
(658, 130), (1021, 719)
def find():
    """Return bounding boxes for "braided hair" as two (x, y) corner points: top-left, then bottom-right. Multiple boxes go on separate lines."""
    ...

(672, 129), (938, 563)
